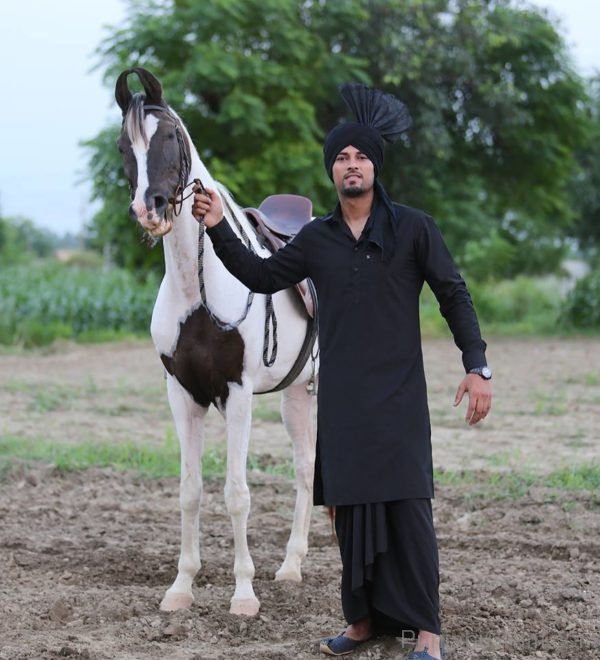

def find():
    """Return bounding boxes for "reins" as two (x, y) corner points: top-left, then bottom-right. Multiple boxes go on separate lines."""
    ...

(143, 103), (279, 366)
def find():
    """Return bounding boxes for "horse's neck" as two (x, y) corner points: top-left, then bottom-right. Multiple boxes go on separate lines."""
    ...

(160, 153), (230, 307)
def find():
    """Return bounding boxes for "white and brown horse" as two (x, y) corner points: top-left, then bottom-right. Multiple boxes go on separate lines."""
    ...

(115, 67), (317, 616)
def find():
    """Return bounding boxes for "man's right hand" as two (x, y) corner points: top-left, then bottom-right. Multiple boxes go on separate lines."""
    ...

(192, 187), (223, 228)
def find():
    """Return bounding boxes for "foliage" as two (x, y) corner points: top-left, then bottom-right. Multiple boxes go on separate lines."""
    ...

(85, 0), (589, 277)
(569, 76), (600, 264)
(0, 261), (158, 346)
(458, 229), (568, 281)
(559, 269), (600, 329)
(420, 274), (565, 336)
(0, 215), (57, 264)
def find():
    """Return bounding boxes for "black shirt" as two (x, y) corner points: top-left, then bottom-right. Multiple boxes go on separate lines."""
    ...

(207, 185), (487, 505)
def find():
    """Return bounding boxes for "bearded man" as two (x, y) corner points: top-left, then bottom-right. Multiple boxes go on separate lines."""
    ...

(192, 84), (492, 659)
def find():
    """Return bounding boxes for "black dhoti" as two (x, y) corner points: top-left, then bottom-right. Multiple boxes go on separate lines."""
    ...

(334, 499), (440, 636)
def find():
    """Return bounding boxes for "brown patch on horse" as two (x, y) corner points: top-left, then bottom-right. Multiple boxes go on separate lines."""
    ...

(160, 306), (245, 409)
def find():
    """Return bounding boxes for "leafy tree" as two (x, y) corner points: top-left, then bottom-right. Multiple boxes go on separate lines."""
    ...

(569, 76), (600, 264)
(86, 0), (588, 278)
(0, 215), (57, 264)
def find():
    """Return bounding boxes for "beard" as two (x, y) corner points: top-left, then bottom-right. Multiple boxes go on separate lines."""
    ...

(340, 177), (372, 198)
(341, 184), (365, 198)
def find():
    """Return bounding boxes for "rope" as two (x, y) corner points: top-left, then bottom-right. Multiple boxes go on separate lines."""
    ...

(263, 294), (278, 366)
(155, 108), (278, 360)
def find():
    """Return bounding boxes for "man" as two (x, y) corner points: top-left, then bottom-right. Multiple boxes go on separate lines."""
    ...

(192, 84), (491, 660)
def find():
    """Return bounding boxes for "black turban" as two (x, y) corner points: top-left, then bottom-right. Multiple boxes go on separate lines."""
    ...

(323, 122), (384, 180)
(323, 83), (412, 180)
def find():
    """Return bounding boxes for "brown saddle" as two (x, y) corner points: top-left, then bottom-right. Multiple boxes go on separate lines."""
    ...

(244, 194), (315, 318)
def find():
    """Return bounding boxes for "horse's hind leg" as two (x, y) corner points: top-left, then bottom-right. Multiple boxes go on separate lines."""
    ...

(224, 380), (260, 616)
(275, 382), (316, 582)
(160, 375), (207, 611)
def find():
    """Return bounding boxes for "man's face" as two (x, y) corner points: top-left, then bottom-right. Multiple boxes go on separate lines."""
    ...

(331, 145), (375, 199)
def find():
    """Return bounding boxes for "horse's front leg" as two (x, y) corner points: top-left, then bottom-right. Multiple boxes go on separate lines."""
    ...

(275, 382), (316, 582)
(223, 380), (260, 616)
(160, 375), (207, 611)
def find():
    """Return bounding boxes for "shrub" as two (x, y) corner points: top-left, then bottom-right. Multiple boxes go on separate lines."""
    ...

(560, 270), (600, 329)
(0, 261), (159, 346)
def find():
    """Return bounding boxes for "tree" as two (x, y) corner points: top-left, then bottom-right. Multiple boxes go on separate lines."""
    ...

(0, 215), (57, 264)
(86, 0), (588, 278)
(570, 76), (600, 264)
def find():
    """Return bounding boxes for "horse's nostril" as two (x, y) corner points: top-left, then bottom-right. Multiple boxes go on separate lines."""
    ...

(153, 195), (168, 213)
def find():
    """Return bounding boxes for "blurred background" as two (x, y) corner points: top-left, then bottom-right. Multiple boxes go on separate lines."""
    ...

(1, 0), (599, 344)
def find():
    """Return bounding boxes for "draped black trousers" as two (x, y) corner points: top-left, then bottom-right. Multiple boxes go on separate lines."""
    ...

(334, 498), (441, 636)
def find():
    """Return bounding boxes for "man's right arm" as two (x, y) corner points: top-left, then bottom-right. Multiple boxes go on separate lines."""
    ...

(206, 219), (309, 294)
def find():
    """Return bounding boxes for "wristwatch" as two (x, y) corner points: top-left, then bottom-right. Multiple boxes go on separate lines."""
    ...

(469, 366), (492, 380)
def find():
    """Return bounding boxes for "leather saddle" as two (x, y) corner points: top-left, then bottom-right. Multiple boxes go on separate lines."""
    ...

(244, 194), (316, 318)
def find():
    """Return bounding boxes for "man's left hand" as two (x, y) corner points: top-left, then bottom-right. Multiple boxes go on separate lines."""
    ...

(454, 374), (492, 426)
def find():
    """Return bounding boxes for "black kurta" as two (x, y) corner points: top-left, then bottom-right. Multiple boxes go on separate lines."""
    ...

(207, 184), (486, 505)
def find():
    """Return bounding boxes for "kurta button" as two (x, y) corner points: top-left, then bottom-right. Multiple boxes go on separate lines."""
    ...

(353, 266), (358, 272)
(366, 254), (371, 260)
(353, 246), (359, 252)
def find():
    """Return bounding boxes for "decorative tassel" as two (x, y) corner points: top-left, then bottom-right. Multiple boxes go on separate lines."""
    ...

(340, 83), (412, 143)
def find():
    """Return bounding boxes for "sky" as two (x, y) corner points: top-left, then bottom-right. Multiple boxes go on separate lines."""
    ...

(0, 0), (599, 236)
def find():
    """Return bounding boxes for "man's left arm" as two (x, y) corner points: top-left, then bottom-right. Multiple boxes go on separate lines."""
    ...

(416, 214), (492, 426)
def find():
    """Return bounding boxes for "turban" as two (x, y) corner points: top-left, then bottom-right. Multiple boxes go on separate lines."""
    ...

(323, 83), (412, 180)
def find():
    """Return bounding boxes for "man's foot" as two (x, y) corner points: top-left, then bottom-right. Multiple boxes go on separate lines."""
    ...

(406, 631), (443, 660)
(319, 633), (370, 656)
(320, 620), (372, 656)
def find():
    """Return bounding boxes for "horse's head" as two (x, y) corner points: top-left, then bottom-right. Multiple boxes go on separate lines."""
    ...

(115, 68), (192, 238)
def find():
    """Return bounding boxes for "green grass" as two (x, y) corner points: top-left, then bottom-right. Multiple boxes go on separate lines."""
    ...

(434, 465), (600, 500)
(1, 433), (597, 505)
(253, 401), (282, 423)
(0, 434), (181, 480)
(0, 433), (293, 482)
(532, 389), (569, 416)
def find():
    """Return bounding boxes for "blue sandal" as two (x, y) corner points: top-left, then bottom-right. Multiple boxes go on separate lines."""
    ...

(406, 639), (445, 660)
(319, 632), (372, 656)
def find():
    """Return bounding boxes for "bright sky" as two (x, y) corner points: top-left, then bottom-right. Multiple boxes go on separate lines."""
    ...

(0, 0), (598, 235)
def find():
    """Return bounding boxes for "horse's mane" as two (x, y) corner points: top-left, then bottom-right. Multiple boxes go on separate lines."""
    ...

(216, 183), (252, 231)
(124, 94), (150, 147)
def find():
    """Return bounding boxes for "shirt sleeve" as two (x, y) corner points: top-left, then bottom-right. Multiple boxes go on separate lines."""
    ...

(206, 218), (309, 294)
(416, 215), (487, 372)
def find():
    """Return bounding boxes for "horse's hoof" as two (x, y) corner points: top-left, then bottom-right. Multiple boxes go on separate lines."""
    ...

(229, 597), (260, 616)
(274, 566), (302, 583)
(160, 592), (194, 611)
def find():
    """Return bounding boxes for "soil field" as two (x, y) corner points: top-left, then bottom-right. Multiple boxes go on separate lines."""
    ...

(0, 338), (598, 659)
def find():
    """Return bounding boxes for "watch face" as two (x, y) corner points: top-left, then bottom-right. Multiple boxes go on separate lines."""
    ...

(482, 367), (492, 379)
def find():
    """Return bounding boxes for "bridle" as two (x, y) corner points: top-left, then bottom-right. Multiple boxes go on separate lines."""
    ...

(142, 104), (201, 216)
(139, 105), (265, 342)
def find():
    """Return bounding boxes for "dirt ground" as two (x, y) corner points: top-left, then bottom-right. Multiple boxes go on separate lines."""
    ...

(0, 338), (598, 659)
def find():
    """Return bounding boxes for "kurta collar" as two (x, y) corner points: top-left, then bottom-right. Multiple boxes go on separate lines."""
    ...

(324, 183), (396, 260)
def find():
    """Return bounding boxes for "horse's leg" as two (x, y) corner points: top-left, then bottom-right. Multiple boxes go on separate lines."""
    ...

(275, 382), (316, 582)
(220, 378), (260, 616)
(223, 381), (260, 616)
(160, 375), (207, 611)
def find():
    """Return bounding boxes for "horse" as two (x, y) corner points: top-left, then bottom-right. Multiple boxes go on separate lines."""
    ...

(114, 67), (318, 616)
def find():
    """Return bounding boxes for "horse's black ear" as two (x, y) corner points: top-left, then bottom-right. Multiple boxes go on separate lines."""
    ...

(115, 67), (164, 115)
(115, 69), (134, 115)
(132, 67), (164, 105)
